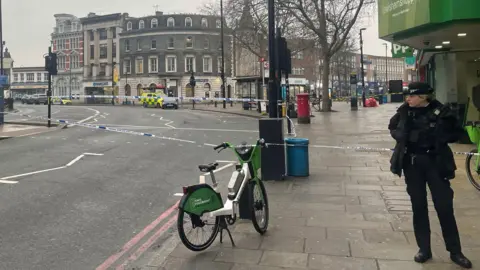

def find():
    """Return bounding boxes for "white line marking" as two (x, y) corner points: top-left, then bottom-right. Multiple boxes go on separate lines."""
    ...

(151, 114), (156, 117)
(159, 117), (163, 120)
(66, 154), (84, 167)
(0, 152), (104, 180)
(100, 115), (106, 119)
(173, 193), (183, 197)
(1, 166), (66, 180)
(204, 143), (216, 147)
(165, 121), (175, 129)
(216, 160), (238, 163)
(0, 180), (18, 184)
(72, 107), (101, 127)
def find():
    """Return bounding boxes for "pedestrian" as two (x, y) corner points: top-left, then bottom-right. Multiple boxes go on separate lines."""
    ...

(388, 82), (472, 268)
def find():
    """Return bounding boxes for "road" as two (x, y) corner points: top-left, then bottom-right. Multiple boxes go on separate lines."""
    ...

(0, 103), (259, 270)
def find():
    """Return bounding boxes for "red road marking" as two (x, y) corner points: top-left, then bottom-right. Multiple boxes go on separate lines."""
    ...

(96, 200), (179, 270)
(116, 215), (178, 270)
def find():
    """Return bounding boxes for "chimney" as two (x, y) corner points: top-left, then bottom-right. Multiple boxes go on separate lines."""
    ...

(156, 11), (163, 16)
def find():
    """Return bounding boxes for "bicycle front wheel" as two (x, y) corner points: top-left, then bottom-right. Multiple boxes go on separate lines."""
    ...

(465, 149), (480, 191)
(250, 180), (269, 234)
(177, 209), (220, 251)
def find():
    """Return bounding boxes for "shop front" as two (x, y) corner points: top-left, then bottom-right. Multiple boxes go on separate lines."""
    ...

(83, 81), (114, 104)
(378, 0), (480, 122)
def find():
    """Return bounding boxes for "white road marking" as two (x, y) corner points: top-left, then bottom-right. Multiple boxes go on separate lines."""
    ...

(0, 180), (18, 184)
(71, 107), (101, 128)
(204, 143), (217, 147)
(100, 115), (106, 119)
(0, 153), (104, 181)
(173, 193), (183, 197)
(165, 121), (175, 129)
(216, 160), (238, 163)
(151, 114), (156, 117)
(1, 166), (66, 180)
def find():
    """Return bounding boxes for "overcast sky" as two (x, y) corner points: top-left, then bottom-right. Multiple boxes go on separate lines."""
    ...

(2, 0), (391, 67)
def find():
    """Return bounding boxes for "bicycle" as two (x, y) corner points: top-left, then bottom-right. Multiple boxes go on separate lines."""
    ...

(176, 138), (269, 251)
(464, 121), (480, 191)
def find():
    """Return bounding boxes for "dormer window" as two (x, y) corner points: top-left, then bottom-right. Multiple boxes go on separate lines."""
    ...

(185, 17), (192, 27)
(186, 36), (193, 49)
(201, 18), (208, 27)
(167, 17), (175, 27)
(139, 20), (145, 29)
(151, 18), (158, 28)
(127, 21), (132, 31)
(216, 19), (221, 28)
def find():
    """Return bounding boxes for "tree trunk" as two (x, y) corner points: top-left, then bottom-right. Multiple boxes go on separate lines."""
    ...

(321, 56), (331, 112)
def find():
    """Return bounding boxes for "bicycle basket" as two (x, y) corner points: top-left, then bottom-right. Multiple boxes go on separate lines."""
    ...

(465, 125), (480, 144)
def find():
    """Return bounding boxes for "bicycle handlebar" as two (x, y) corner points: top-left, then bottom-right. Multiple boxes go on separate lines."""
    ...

(213, 143), (227, 150)
(213, 139), (266, 151)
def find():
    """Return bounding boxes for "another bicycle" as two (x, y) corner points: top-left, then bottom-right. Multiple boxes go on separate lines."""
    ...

(465, 121), (480, 191)
(176, 139), (269, 251)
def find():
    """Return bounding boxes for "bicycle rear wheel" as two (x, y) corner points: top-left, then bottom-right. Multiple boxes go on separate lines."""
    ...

(465, 149), (480, 191)
(177, 209), (220, 251)
(250, 180), (269, 234)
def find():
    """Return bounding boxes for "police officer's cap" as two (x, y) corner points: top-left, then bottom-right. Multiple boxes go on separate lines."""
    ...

(404, 82), (434, 95)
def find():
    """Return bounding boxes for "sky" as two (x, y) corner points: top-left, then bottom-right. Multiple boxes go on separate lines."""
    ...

(2, 0), (391, 67)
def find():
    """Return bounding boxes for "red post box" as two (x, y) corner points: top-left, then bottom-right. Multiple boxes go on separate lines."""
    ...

(296, 93), (310, 124)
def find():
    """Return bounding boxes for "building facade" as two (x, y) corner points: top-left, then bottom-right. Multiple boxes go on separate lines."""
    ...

(81, 12), (126, 101)
(10, 67), (49, 96)
(119, 11), (233, 98)
(51, 13), (84, 97)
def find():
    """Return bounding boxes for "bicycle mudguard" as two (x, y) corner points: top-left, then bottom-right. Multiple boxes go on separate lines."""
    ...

(179, 184), (224, 216)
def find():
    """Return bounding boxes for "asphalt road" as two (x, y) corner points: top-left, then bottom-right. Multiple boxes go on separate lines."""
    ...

(0, 104), (259, 270)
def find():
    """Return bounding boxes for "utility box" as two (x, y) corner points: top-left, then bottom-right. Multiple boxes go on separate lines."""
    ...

(259, 118), (286, 180)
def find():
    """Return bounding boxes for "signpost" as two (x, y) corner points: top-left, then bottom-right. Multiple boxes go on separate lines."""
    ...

(350, 72), (358, 111)
(0, 75), (8, 125)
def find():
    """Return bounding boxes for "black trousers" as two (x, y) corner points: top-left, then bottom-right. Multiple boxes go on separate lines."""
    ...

(403, 153), (462, 254)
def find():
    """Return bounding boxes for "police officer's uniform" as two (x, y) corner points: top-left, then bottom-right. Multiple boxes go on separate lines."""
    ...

(388, 82), (472, 268)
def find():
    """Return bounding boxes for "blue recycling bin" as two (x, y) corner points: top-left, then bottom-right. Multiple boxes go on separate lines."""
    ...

(382, 95), (388, 104)
(285, 138), (309, 176)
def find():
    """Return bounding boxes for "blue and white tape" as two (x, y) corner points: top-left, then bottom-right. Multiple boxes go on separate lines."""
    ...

(3, 111), (479, 156)
(51, 95), (269, 103)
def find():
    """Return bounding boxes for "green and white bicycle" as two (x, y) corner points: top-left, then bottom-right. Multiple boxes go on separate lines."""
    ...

(176, 139), (269, 251)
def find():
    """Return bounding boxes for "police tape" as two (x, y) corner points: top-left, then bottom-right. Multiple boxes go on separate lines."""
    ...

(2, 111), (479, 157)
(51, 95), (269, 103)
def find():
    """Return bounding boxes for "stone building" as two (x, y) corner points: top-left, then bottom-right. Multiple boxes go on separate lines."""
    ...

(118, 11), (234, 98)
(51, 13), (84, 97)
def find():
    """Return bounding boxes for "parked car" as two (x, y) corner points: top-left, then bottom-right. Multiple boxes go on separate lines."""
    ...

(21, 95), (32, 104)
(31, 94), (48, 105)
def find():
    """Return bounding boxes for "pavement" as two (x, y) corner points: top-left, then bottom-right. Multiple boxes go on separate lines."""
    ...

(146, 102), (480, 270)
(0, 102), (479, 270)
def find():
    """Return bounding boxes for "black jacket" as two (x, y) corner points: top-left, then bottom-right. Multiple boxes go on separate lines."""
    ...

(388, 100), (464, 179)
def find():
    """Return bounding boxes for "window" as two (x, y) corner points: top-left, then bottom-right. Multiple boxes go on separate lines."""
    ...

(185, 56), (195, 72)
(216, 19), (221, 28)
(124, 59), (131, 74)
(149, 57), (158, 73)
(71, 55), (80, 69)
(127, 22), (132, 31)
(90, 45), (95, 59)
(125, 40), (130, 51)
(137, 40), (142, 51)
(43, 73), (48, 81)
(99, 29), (107, 40)
(217, 57), (223, 73)
(139, 20), (145, 29)
(201, 18), (208, 27)
(166, 56), (176, 72)
(113, 42), (116, 57)
(13, 74), (18, 82)
(167, 17), (175, 27)
(59, 24), (64, 33)
(72, 22), (78, 31)
(20, 74), (24, 81)
(26, 73), (34, 82)
(203, 56), (212, 72)
(296, 51), (304, 60)
(151, 39), (157, 50)
(136, 57), (144, 74)
(185, 17), (192, 27)
(203, 38), (209, 49)
(185, 36), (193, 49)
(36, 73), (42, 81)
(99, 64), (106, 76)
(151, 18), (158, 28)
(100, 44), (108, 59)
(167, 37), (174, 49)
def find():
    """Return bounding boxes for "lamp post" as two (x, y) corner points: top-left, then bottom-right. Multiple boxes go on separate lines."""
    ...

(383, 43), (388, 93)
(0, 0), (3, 76)
(359, 27), (366, 107)
(220, 0), (226, 108)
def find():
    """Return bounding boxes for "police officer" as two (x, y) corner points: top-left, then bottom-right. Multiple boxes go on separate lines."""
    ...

(388, 82), (472, 268)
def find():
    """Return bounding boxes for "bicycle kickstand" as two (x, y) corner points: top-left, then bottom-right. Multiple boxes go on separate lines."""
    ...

(219, 217), (235, 247)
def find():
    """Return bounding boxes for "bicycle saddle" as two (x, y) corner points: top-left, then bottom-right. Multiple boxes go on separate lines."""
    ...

(199, 162), (219, 172)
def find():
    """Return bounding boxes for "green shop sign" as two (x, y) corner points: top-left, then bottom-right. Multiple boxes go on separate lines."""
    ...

(391, 43), (415, 58)
(378, 0), (431, 37)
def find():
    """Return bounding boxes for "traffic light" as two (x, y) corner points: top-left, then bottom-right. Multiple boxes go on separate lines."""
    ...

(45, 52), (58, 75)
(277, 37), (291, 74)
(260, 57), (265, 62)
(189, 71), (196, 87)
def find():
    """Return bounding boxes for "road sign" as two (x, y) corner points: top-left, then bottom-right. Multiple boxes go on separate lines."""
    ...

(264, 62), (269, 69)
(0, 75), (8, 87)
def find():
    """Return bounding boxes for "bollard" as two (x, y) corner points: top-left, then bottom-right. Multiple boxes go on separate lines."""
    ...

(215, 101), (217, 107)
(192, 99), (195, 109)
(230, 100), (233, 107)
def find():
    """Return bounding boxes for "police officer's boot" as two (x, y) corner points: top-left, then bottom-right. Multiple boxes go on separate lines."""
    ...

(414, 249), (432, 263)
(450, 253), (472, 268)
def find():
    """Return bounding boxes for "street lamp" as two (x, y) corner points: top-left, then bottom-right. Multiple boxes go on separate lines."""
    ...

(0, 0), (4, 76)
(382, 43), (388, 93)
(220, 0), (226, 109)
(359, 27), (366, 107)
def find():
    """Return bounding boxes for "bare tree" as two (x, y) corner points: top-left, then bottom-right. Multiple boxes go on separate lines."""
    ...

(280, 0), (374, 111)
